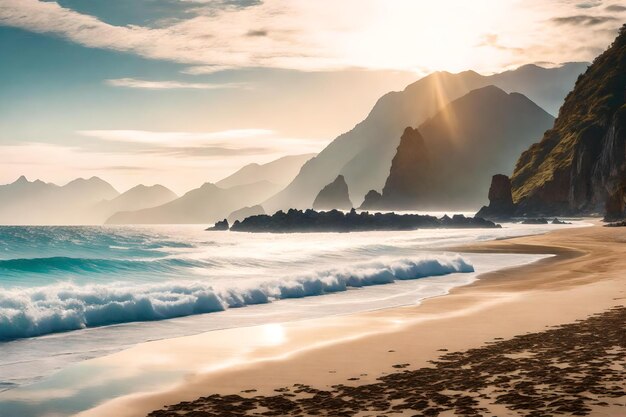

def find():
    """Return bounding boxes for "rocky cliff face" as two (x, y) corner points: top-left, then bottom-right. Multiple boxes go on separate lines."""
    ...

(378, 127), (431, 209)
(511, 25), (626, 218)
(312, 175), (353, 210)
(476, 175), (516, 219)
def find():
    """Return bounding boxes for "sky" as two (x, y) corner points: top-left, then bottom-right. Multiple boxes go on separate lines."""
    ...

(0, 0), (623, 193)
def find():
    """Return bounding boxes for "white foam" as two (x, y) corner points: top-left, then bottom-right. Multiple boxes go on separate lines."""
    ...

(0, 255), (472, 340)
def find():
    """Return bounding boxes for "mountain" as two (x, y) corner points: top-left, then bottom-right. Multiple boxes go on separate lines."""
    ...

(375, 127), (432, 209)
(363, 86), (555, 210)
(216, 154), (315, 189)
(312, 175), (353, 210)
(263, 63), (587, 211)
(511, 25), (626, 218)
(106, 181), (281, 224)
(92, 184), (177, 223)
(487, 62), (589, 116)
(0, 176), (119, 225)
(227, 205), (265, 223)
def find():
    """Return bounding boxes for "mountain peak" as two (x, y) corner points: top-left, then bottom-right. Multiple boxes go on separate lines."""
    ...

(14, 175), (29, 184)
(312, 175), (352, 211)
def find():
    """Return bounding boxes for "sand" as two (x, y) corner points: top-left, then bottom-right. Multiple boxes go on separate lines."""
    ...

(78, 223), (626, 417)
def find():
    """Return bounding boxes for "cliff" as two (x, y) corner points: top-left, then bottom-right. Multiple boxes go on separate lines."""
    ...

(511, 25), (626, 218)
(378, 127), (431, 209)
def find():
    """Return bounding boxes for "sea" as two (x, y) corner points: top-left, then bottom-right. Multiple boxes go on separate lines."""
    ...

(0, 220), (585, 416)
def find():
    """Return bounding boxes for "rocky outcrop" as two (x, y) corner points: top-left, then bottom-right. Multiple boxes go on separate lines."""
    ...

(511, 25), (626, 218)
(476, 174), (516, 219)
(206, 219), (229, 231)
(312, 175), (352, 210)
(230, 208), (499, 233)
(228, 205), (265, 224)
(359, 190), (382, 210)
(379, 127), (431, 209)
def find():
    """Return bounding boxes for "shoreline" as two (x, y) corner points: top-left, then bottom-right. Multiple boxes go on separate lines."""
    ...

(76, 222), (625, 417)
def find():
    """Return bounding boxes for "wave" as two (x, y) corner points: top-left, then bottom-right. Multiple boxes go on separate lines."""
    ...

(0, 255), (473, 341)
(0, 256), (204, 275)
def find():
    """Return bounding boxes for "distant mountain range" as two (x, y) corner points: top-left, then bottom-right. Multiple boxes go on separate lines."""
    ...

(106, 181), (281, 224)
(381, 86), (554, 209)
(263, 62), (588, 211)
(0, 153), (314, 225)
(216, 154), (315, 189)
(0, 176), (178, 225)
(0, 176), (118, 225)
(93, 185), (178, 223)
(106, 153), (314, 224)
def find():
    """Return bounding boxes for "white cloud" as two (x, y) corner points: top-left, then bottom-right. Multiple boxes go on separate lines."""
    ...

(0, 0), (620, 75)
(78, 129), (277, 146)
(105, 78), (248, 90)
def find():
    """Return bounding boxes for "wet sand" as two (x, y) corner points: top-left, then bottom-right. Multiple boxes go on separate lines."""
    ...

(79, 224), (626, 417)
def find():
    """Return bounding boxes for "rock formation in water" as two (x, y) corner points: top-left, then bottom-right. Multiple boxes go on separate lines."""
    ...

(476, 174), (517, 219)
(206, 219), (229, 231)
(229, 208), (499, 233)
(312, 175), (353, 210)
(511, 25), (626, 219)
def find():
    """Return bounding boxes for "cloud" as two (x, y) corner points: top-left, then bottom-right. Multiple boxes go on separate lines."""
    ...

(0, 0), (618, 76)
(0, 0), (353, 72)
(576, 1), (602, 9)
(551, 14), (617, 26)
(606, 4), (626, 11)
(144, 146), (271, 157)
(77, 129), (327, 159)
(78, 129), (276, 146)
(477, 33), (524, 54)
(105, 78), (248, 89)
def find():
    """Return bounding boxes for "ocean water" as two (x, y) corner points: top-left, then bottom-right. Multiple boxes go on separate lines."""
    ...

(0, 222), (582, 396)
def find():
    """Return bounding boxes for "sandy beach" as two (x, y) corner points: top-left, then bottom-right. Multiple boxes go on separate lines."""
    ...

(78, 223), (626, 417)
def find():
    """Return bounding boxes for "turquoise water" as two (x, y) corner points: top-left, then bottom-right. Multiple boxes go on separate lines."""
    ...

(0, 226), (476, 342)
(0, 222), (583, 403)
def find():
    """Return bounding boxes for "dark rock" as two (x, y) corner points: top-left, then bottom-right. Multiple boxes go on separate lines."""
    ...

(312, 175), (352, 210)
(551, 218), (571, 224)
(359, 190), (382, 210)
(379, 127), (431, 209)
(476, 174), (517, 219)
(229, 208), (500, 233)
(605, 220), (626, 227)
(604, 185), (626, 221)
(206, 219), (229, 231)
(521, 218), (549, 224)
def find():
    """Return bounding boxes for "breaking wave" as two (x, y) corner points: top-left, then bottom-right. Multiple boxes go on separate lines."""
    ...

(0, 255), (473, 341)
